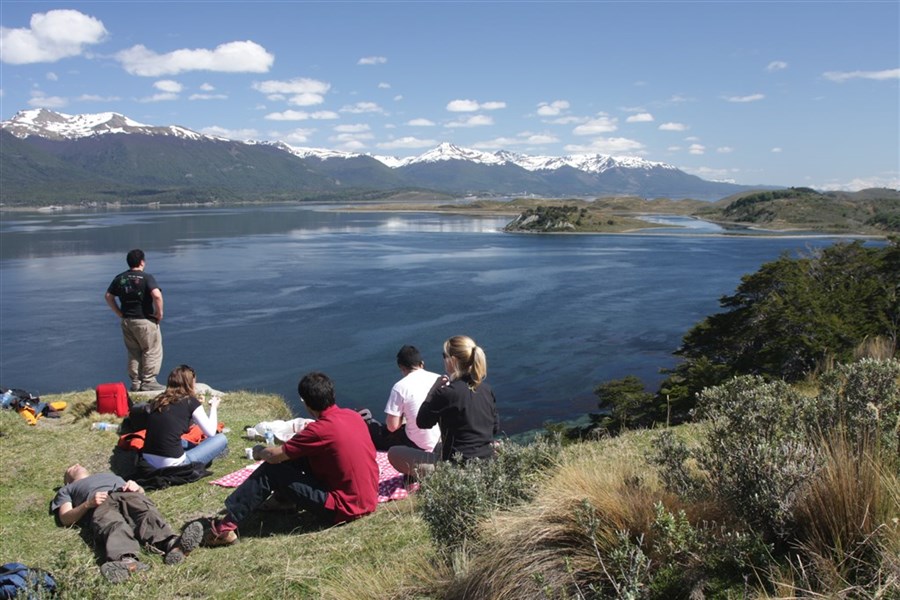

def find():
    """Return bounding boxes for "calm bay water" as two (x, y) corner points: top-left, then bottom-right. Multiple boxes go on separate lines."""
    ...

(0, 205), (855, 433)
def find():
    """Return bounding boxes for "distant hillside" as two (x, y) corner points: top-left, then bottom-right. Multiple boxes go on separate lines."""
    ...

(696, 187), (900, 233)
(1, 109), (766, 206)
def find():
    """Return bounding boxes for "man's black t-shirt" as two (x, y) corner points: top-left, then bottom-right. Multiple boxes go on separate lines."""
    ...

(107, 270), (160, 321)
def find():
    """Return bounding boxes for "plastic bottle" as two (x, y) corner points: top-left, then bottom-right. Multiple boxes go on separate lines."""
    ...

(0, 390), (13, 409)
(91, 422), (114, 431)
(264, 426), (274, 446)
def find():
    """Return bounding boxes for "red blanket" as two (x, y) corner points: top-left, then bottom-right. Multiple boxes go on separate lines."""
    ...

(210, 451), (416, 503)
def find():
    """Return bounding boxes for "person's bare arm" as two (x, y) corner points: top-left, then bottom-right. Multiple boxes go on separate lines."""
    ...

(57, 491), (108, 527)
(253, 444), (291, 464)
(151, 288), (163, 321)
(104, 292), (122, 318)
(385, 414), (403, 432)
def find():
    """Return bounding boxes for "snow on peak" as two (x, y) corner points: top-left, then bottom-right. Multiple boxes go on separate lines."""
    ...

(2, 108), (205, 141)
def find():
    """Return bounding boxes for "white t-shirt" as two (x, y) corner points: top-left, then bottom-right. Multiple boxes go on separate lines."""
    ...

(384, 368), (442, 452)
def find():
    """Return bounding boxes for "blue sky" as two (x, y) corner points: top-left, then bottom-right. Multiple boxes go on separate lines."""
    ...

(1, 1), (897, 191)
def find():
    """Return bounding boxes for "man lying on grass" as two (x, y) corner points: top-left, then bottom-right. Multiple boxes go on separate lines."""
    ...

(203, 371), (379, 546)
(50, 464), (202, 583)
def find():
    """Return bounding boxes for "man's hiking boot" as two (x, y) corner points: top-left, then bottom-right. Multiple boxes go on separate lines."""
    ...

(164, 520), (204, 565)
(140, 380), (165, 392)
(100, 556), (150, 583)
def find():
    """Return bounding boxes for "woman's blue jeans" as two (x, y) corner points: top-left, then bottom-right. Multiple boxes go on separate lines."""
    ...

(184, 433), (228, 467)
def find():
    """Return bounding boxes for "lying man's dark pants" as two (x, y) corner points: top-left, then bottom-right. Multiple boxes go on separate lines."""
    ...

(91, 491), (175, 562)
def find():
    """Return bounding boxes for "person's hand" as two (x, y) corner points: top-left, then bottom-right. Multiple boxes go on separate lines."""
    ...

(251, 444), (266, 460)
(209, 395), (221, 409)
(121, 480), (143, 493)
(90, 491), (109, 508)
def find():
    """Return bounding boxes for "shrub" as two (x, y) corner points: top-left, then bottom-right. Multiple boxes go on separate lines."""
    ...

(693, 376), (820, 541)
(416, 436), (558, 558)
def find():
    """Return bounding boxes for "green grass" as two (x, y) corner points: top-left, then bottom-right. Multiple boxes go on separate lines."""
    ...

(0, 390), (432, 599)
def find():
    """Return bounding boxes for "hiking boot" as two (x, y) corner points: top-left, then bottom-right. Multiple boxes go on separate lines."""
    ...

(164, 520), (204, 565)
(100, 557), (150, 583)
(130, 382), (141, 392)
(203, 527), (238, 547)
(140, 381), (165, 392)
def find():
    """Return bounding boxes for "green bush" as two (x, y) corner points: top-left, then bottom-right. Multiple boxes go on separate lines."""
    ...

(417, 436), (558, 558)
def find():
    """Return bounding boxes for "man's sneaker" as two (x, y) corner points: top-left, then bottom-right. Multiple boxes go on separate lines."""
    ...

(164, 520), (204, 565)
(140, 381), (165, 392)
(100, 557), (150, 583)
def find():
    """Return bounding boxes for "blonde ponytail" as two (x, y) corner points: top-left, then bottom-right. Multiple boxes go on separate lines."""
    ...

(444, 335), (487, 389)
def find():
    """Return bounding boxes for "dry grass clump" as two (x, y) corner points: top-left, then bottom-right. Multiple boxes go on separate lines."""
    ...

(437, 445), (673, 600)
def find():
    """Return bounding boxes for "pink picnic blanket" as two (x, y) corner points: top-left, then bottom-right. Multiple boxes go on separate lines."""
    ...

(210, 451), (414, 503)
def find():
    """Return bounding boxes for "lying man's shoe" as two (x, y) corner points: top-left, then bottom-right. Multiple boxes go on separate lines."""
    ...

(100, 556), (150, 583)
(164, 520), (204, 565)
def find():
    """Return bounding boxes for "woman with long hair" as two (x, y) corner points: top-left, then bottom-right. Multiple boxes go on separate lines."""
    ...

(388, 335), (499, 476)
(141, 365), (227, 469)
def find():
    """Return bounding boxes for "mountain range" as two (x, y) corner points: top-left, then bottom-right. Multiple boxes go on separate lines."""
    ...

(0, 109), (767, 206)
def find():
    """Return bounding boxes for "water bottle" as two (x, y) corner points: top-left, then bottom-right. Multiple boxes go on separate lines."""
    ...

(264, 426), (274, 446)
(91, 422), (114, 431)
(0, 390), (13, 409)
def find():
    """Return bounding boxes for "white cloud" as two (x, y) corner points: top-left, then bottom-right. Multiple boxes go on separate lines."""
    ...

(139, 92), (178, 103)
(407, 118), (436, 126)
(573, 116), (618, 135)
(393, 94), (403, 101)
(685, 166), (737, 182)
(116, 40), (274, 76)
(446, 114), (494, 128)
(446, 99), (505, 112)
(771, 147), (783, 153)
(334, 123), (371, 133)
(717, 146), (734, 154)
(189, 93), (227, 101)
(331, 132), (374, 143)
(27, 92), (67, 108)
(823, 68), (900, 83)
(817, 174), (900, 191)
(340, 101), (385, 114)
(281, 128), (316, 144)
(377, 137), (438, 149)
(0, 9), (107, 64)
(564, 137), (645, 154)
(75, 94), (120, 102)
(154, 79), (182, 93)
(46, 71), (58, 81)
(626, 112), (654, 123)
(536, 100), (570, 116)
(253, 78), (330, 106)
(548, 116), (584, 125)
(200, 126), (259, 140)
(766, 60), (788, 72)
(659, 122), (688, 132)
(689, 143), (705, 155)
(357, 56), (387, 65)
(724, 93), (765, 103)
(378, 82), (391, 89)
(199, 83), (215, 91)
(473, 133), (560, 149)
(264, 110), (338, 121)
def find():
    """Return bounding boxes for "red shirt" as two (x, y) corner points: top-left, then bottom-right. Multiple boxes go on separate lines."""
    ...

(282, 404), (378, 523)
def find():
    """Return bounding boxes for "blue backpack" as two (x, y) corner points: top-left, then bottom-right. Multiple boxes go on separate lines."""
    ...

(0, 563), (56, 599)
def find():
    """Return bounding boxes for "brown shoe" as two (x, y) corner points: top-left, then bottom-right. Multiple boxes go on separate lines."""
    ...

(100, 557), (150, 583)
(164, 520), (204, 565)
(203, 527), (238, 547)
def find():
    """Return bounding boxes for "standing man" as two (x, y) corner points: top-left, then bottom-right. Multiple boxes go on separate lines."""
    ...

(105, 249), (164, 392)
(203, 372), (378, 546)
(369, 345), (441, 452)
(50, 464), (202, 583)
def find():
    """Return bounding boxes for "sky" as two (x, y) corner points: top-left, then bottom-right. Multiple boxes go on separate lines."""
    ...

(0, 1), (897, 191)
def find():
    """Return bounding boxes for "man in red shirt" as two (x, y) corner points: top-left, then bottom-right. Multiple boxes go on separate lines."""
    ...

(204, 372), (378, 546)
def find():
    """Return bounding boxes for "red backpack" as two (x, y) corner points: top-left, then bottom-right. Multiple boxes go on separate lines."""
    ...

(95, 383), (132, 417)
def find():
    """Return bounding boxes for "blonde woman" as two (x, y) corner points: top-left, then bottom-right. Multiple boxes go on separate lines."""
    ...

(388, 335), (499, 476)
(141, 365), (227, 469)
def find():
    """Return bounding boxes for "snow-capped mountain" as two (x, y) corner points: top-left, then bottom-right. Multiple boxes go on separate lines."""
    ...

(1, 109), (760, 203)
(3, 108), (212, 141)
